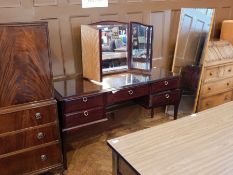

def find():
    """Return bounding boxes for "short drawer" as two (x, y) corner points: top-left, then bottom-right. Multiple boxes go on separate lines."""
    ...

(223, 64), (233, 77)
(0, 124), (59, 155)
(0, 104), (57, 134)
(150, 89), (181, 107)
(200, 78), (233, 97)
(150, 77), (180, 93)
(64, 107), (105, 129)
(198, 91), (232, 111)
(0, 143), (62, 175)
(203, 67), (219, 81)
(64, 94), (104, 113)
(106, 85), (148, 105)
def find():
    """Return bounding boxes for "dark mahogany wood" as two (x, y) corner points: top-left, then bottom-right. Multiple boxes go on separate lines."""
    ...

(106, 85), (149, 105)
(0, 143), (62, 175)
(64, 94), (104, 113)
(64, 107), (105, 129)
(0, 124), (59, 155)
(150, 77), (180, 93)
(0, 22), (54, 108)
(0, 104), (57, 134)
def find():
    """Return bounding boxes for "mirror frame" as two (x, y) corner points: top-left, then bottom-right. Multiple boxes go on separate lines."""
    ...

(90, 21), (130, 75)
(129, 22), (153, 71)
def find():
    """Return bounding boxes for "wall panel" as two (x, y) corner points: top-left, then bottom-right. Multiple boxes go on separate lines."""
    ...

(0, 0), (232, 78)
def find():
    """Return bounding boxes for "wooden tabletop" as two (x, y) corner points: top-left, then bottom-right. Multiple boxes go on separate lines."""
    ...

(107, 101), (233, 175)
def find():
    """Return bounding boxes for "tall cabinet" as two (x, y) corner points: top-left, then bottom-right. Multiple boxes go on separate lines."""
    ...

(0, 22), (63, 174)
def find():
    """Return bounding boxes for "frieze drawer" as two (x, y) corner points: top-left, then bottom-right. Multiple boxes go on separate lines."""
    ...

(106, 85), (149, 105)
(64, 94), (104, 113)
(0, 104), (57, 134)
(64, 107), (106, 129)
(0, 143), (62, 175)
(150, 77), (180, 93)
(0, 124), (59, 155)
(150, 89), (181, 107)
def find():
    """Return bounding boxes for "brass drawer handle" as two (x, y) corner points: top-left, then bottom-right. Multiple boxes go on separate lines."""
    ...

(35, 113), (42, 120)
(165, 94), (170, 99)
(83, 97), (88, 102)
(41, 155), (48, 161)
(84, 111), (89, 117)
(37, 132), (45, 140)
(164, 81), (169, 86)
(128, 90), (134, 95)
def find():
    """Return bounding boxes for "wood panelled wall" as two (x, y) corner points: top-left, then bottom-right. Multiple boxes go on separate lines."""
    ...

(0, 0), (233, 79)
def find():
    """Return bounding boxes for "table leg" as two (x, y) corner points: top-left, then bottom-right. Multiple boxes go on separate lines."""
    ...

(112, 151), (118, 175)
(151, 108), (154, 118)
(174, 104), (179, 120)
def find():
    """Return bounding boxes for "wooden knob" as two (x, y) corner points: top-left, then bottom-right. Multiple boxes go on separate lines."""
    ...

(41, 155), (48, 161)
(209, 72), (213, 76)
(165, 94), (170, 99)
(84, 111), (89, 117)
(164, 81), (169, 86)
(208, 87), (211, 91)
(228, 69), (232, 72)
(37, 132), (45, 140)
(227, 82), (230, 86)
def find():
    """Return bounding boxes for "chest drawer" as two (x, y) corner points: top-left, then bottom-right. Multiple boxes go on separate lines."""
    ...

(150, 77), (180, 93)
(106, 85), (148, 105)
(198, 91), (232, 111)
(0, 124), (59, 155)
(200, 78), (233, 97)
(64, 94), (104, 113)
(150, 89), (181, 107)
(0, 104), (57, 134)
(203, 67), (219, 81)
(0, 143), (62, 175)
(223, 64), (233, 77)
(64, 107), (105, 129)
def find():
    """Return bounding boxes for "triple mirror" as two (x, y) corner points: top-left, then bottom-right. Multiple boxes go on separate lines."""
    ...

(171, 8), (214, 115)
(81, 21), (153, 82)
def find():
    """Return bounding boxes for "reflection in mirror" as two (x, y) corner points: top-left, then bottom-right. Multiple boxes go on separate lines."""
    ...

(170, 8), (214, 115)
(95, 22), (128, 74)
(130, 22), (153, 71)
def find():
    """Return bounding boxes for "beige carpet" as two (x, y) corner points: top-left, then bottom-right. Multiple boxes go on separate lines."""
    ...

(63, 105), (176, 175)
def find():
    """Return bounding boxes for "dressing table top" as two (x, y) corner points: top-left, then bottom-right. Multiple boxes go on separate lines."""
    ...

(54, 68), (178, 99)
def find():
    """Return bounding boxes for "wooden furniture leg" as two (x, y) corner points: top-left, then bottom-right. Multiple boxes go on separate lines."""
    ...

(174, 104), (179, 120)
(112, 151), (118, 175)
(151, 108), (154, 118)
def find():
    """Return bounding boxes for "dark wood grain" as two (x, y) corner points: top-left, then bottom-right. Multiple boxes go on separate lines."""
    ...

(150, 77), (180, 93)
(64, 107), (106, 129)
(0, 124), (59, 155)
(0, 143), (62, 175)
(64, 94), (104, 113)
(0, 104), (57, 134)
(0, 23), (53, 107)
(106, 84), (149, 105)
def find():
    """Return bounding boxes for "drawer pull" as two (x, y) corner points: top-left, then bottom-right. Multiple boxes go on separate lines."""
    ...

(227, 82), (230, 86)
(208, 87), (211, 91)
(228, 69), (232, 72)
(164, 81), (169, 86)
(128, 90), (134, 95)
(35, 113), (42, 120)
(165, 94), (170, 99)
(83, 97), (88, 103)
(41, 155), (48, 161)
(84, 111), (89, 117)
(37, 132), (45, 140)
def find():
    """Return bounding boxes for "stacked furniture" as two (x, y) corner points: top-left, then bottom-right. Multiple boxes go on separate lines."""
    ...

(197, 41), (233, 111)
(0, 22), (63, 174)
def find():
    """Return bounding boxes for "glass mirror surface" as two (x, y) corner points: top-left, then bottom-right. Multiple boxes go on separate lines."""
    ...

(130, 22), (153, 71)
(95, 23), (128, 74)
(169, 8), (214, 115)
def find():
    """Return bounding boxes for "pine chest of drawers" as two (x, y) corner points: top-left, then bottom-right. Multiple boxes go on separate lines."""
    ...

(0, 22), (63, 174)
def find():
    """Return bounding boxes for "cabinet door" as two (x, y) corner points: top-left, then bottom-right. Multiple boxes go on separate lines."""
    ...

(129, 22), (153, 71)
(0, 22), (53, 107)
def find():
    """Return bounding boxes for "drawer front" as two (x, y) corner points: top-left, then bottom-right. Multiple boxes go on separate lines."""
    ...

(0, 124), (59, 155)
(0, 143), (62, 175)
(203, 67), (219, 81)
(200, 78), (233, 97)
(64, 107), (105, 128)
(64, 94), (104, 113)
(150, 89), (181, 107)
(0, 104), (57, 134)
(199, 91), (232, 111)
(106, 85), (148, 105)
(150, 77), (180, 93)
(223, 64), (233, 77)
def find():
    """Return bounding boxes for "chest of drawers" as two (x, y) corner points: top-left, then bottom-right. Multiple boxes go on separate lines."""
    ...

(0, 22), (63, 174)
